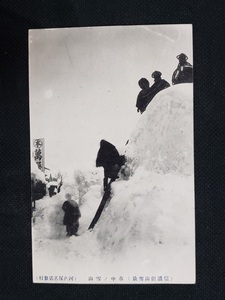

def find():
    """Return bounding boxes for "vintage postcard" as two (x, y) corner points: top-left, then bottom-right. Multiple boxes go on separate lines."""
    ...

(30, 24), (195, 284)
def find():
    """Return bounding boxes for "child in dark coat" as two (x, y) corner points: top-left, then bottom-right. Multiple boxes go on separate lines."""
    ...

(62, 193), (81, 236)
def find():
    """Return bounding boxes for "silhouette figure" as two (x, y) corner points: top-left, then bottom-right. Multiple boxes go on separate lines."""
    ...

(136, 71), (170, 113)
(62, 193), (81, 236)
(136, 78), (151, 114)
(96, 140), (125, 191)
(172, 53), (193, 85)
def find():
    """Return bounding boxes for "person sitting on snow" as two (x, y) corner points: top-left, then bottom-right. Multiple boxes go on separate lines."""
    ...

(172, 53), (193, 85)
(96, 140), (125, 191)
(149, 71), (170, 97)
(136, 78), (152, 114)
(62, 193), (81, 237)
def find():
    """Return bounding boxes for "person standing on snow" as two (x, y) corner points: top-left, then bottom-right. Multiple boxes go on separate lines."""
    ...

(136, 78), (151, 114)
(172, 53), (193, 85)
(96, 140), (125, 191)
(62, 193), (81, 236)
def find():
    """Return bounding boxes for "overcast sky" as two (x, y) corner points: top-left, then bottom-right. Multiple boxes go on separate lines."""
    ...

(29, 24), (192, 173)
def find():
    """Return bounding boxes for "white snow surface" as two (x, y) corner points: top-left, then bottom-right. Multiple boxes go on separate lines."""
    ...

(32, 84), (195, 284)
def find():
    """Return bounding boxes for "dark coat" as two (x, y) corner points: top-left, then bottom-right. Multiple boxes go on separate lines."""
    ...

(172, 62), (193, 85)
(62, 200), (81, 226)
(150, 78), (170, 95)
(96, 140), (125, 179)
(96, 140), (120, 169)
(138, 78), (170, 110)
(136, 88), (152, 113)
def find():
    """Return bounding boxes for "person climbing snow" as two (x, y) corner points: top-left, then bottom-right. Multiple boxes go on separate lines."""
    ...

(62, 193), (81, 237)
(136, 78), (151, 114)
(96, 140), (125, 191)
(172, 53), (193, 85)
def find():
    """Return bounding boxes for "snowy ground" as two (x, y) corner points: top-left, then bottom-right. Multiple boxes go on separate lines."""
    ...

(32, 84), (195, 284)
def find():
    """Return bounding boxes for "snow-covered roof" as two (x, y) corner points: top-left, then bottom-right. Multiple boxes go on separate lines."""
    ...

(31, 158), (45, 182)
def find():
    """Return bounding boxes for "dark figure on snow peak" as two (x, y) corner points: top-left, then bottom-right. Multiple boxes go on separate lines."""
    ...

(136, 78), (151, 114)
(62, 193), (81, 237)
(172, 53), (193, 85)
(150, 71), (170, 95)
(96, 140), (125, 191)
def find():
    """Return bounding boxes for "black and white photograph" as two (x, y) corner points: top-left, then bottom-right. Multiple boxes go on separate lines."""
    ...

(30, 24), (195, 284)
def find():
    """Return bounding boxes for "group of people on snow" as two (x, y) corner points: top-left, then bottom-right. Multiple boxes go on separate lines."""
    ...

(136, 53), (193, 114)
(62, 139), (125, 236)
(136, 71), (170, 114)
(61, 53), (193, 237)
(61, 139), (124, 236)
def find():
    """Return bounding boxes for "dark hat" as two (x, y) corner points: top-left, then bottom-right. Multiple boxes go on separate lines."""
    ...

(151, 71), (162, 78)
(176, 53), (188, 60)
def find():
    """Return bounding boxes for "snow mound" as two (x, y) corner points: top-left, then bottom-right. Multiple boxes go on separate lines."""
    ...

(87, 83), (194, 265)
(126, 83), (193, 176)
(33, 83), (195, 282)
(32, 194), (65, 241)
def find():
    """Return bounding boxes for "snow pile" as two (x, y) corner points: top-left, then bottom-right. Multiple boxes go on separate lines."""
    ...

(82, 84), (194, 274)
(32, 194), (65, 240)
(33, 169), (102, 239)
(32, 83), (195, 283)
(125, 83), (193, 175)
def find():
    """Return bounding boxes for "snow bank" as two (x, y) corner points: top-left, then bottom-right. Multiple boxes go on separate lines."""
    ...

(32, 83), (195, 283)
(126, 84), (193, 176)
(88, 84), (194, 274)
(33, 169), (103, 239)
